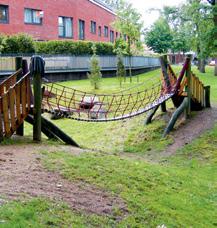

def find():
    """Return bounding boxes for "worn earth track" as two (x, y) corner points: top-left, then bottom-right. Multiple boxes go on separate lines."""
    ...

(150, 106), (217, 162)
(0, 144), (127, 218)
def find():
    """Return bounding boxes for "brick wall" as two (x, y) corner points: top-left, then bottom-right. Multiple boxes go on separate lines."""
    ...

(0, 0), (117, 42)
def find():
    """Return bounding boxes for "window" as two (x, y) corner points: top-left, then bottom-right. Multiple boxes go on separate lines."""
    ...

(124, 34), (127, 41)
(0, 5), (9, 24)
(104, 26), (108, 37)
(110, 30), (114, 43)
(98, 26), (102, 37)
(24, 8), (42, 24)
(116, 32), (118, 39)
(58, 16), (73, 38)
(91, 21), (96, 34)
(79, 19), (85, 40)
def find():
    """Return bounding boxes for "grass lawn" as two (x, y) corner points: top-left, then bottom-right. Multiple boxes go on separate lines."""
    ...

(1, 66), (217, 227)
(1, 125), (216, 227)
(43, 65), (216, 153)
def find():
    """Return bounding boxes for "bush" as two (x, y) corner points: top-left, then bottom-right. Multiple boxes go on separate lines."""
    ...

(1, 33), (35, 54)
(35, 40), (114, 55)
(0, 34), (5, 53)
(0, 33), (115, 55)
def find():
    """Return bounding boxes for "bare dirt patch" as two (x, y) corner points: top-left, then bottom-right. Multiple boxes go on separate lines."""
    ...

(0, 144), (127, 218)
(154, 107), (217, 161)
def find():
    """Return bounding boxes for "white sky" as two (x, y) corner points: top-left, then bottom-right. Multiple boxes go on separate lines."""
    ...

(128, 0), (186, 28)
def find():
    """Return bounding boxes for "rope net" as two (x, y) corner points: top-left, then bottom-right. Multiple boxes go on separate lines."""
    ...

(42, 74), (175, 122)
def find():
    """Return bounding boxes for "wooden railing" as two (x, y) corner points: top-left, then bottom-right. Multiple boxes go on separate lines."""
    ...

(0, 69), (22, 96)
(191, 73), (205, 107)
(0, 71), (31, 140)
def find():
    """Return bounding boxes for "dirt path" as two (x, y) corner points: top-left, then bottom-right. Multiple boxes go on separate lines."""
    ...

(155, 107), (217, 161)
(0, 144), (127, 218)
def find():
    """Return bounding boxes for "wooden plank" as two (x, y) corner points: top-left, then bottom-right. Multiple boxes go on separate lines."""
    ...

(2, 95), (10, 137)
(21, 80), (27, 117)
(0, 99), (3, 141)
(201, 84), (205, 107)
(26, 76), (31, 111)
(9, 88), (16, 132)
(15, 83), (21, 124)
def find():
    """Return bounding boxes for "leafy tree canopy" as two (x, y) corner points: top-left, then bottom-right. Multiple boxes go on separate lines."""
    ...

(145, 18), (173, 54)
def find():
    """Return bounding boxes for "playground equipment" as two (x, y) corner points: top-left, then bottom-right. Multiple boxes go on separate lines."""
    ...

(0, 55), (210, 146)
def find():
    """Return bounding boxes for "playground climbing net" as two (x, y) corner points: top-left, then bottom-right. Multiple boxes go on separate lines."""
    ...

(42, 74), (175, 122)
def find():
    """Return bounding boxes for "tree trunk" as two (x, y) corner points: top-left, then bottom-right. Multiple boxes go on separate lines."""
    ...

(198, 59), (206, 73)
(213, 2), (217, 75)
(127, 38), (132, 83)
(215, 58), (217, 76)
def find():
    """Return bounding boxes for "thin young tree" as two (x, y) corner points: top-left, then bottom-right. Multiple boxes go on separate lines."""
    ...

(112, 0), (143, 83)
(87, 44), (102, 90)
(116, 48), (126, 87)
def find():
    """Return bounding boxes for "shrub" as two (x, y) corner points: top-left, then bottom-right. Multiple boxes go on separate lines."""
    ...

(35, 40), (114, 55)
(1, 33), (35, 54)
(87, 45), (102, 90)
(0, 34), (5, 53)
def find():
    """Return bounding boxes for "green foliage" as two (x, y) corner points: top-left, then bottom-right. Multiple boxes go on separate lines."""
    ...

(87, 45), (102, 90)
(116, 52), (126, 87)
(145, 17), (173, 54)
(35, 40), (114, 55)
(114, 38), (128, 55)
(1, 33), (35, 54)
(112, 0), (143, 81)
(160, 1), (215, 73)
(112, 0), (143, 55)
(0, 34), (5, 53)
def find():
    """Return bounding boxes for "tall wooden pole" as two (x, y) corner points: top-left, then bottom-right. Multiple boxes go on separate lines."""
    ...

(185, 55), (192, 119)
(15, 56), (24, 136)
(30, 56), (44, 142)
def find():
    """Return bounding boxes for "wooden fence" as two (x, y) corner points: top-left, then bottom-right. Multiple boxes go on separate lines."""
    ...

(191, 73), (205, 107)
(0, 70), (31, 140)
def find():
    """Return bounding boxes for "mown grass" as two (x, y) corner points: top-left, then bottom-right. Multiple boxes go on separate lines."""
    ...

(1, 66), (216, 227)
(38, 123), (217, 227)
(45, 66), (215, 153)
(0, 198), (113, 228)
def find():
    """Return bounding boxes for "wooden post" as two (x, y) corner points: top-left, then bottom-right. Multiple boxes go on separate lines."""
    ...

(15, 56), (24, 136)
(204, 86), (211, 108)
(161, 101), (167, 112)
(159, 55), (171, 91)
(185, 55), (192, 119)
(163, 98), (188, 137)
(30, 56), (44, 142)
(144, 105), (160, 125)
(0, 99), (3, 142)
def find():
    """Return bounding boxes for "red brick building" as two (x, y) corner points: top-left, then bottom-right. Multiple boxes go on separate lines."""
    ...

(0, 0), (118, 42)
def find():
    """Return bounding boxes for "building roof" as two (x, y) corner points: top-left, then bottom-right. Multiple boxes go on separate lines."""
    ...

(89, 0), (116, 15)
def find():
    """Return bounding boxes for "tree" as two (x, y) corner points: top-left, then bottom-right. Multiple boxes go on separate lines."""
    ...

(145, 17), (173, 54)
(159, 1), (215, 74)
(87, 45), (102, 90)
(206, 0), (217, 75)
(112, 0), (143, 83)
(116, 48), (126, 87)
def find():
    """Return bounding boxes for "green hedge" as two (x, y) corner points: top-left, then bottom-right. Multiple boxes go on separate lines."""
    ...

(0, 33), (35, 54)
(0, 33), (115, 55)
(35, 40), (115, 55)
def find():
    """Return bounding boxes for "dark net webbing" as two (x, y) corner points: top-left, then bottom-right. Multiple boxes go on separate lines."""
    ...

(42, 74), (175, 122)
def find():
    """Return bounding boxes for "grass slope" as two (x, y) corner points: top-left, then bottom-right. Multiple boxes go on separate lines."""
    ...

(38, 124), (217, 227)
(1, 66), (216, 227)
